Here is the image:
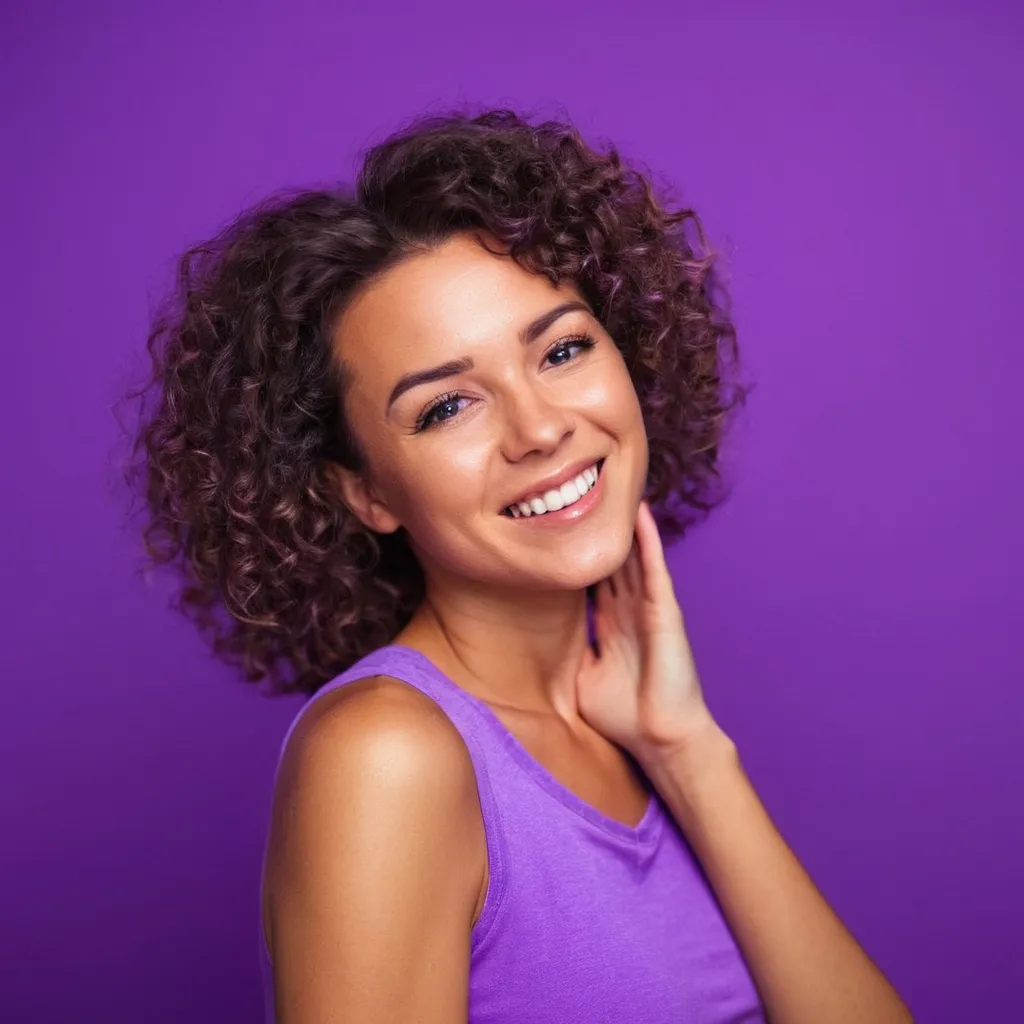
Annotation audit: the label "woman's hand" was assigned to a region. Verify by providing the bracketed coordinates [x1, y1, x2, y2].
[574, 501, 724, 769]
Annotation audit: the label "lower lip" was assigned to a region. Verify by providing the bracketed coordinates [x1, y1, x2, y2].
[506, 467, 606, 527]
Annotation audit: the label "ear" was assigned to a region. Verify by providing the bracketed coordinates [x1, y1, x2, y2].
[327, 463, 401, 535]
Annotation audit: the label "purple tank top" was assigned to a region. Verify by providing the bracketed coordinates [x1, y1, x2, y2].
[260, 644, 765, 1023]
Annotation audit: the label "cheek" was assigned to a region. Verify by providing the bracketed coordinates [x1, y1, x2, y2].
[374, 437, 496, 548]
[587, 363, 649, 494]
[386, 454, 498, 577]
[580, 357, 645, 435]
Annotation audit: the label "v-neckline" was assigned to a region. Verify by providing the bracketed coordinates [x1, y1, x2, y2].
[386, 645, 663, 845]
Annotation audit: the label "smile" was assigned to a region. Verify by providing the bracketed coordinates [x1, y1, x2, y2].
[502, 459, 605, 519]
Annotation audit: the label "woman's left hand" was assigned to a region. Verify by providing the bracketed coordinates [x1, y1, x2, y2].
[574, 501, 723, 769]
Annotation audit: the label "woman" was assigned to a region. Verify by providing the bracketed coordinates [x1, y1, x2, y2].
[131, 109, 913, 1022]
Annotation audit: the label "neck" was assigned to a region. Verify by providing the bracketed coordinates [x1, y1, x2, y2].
[396, 572, 591, 718]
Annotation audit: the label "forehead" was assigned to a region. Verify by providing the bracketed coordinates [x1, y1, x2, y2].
[332, 233, 584, 389]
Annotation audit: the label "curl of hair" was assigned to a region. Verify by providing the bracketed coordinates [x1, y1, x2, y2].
[125, 108, 750, 695]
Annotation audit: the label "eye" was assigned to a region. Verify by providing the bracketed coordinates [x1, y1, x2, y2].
[415, 392, 470, 431]
[544, 333, 596, 367]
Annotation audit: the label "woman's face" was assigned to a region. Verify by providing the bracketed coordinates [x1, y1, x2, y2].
[332, 232, 649, 592]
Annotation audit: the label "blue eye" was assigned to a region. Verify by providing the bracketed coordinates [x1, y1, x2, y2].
[546, 333, 595, 366]
[416, 392, 467, 431]
[413, 334, 596, 432]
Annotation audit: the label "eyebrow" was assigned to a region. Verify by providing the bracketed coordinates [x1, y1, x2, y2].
[386, 299, 593, 410]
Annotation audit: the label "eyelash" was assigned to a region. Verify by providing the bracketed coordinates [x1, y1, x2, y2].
[413, 332, 597, 432]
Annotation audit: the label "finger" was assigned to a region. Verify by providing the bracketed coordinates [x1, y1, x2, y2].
[592, 603, 634, 659]
[610, 543, 641, 598]
[613, 552, 632, 598]
[593, 576, 616, 616]
[590, 602, 611, 657]
[623, 542, 642, 596]
[593, 576, 634, 639]
[609, 563, 628, 599]
[577, 642, 598, 673]
[575, 644, 599, 697]
[634, 501, 674, 604]
[612, 560, 634, 599]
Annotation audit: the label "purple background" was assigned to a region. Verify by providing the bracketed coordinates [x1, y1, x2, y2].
[3, 1, 1022, 1020]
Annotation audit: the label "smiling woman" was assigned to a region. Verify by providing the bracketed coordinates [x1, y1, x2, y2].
[128, 108, 743, 694]
[326, 231, 650, 594]
[126, 108, 912, 1024]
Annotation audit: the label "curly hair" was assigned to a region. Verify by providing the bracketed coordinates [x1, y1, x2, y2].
[125, 107, 749, 695]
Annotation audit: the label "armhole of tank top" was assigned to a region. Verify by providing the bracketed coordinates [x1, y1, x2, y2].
[266, 665, 511, 958]
[449, 698, 511, 956]
[378, 670, 512, 956]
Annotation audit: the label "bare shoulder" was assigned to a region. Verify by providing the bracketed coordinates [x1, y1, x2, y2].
[282, 673, 476, 777]
[267, 672, 485, 883]
[263, 675, 486, 1023]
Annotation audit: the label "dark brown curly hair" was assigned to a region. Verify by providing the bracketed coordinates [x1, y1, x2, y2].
[125, 108, 750, 695]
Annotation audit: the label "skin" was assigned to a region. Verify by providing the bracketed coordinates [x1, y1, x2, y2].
[262, 232, 914, 1023]
[336, 232, 648, 613]
[335, 229, 656, 828]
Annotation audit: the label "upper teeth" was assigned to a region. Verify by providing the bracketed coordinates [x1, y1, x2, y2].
[508, 463, 600, 517]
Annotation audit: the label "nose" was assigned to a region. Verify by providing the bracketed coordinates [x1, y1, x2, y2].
[499, 378, 575, 462]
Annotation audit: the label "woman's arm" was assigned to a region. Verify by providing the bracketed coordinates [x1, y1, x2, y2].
[642, 723, 914, 1024]
[576, 502, 914, 1024]
[263, 677, 486, 1024]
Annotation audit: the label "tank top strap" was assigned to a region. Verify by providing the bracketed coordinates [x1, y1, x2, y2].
[274, 643, 510, 954]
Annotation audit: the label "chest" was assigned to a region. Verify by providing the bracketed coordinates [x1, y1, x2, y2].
[486, 704, 652, 829]
[468, 820, 764, 1024]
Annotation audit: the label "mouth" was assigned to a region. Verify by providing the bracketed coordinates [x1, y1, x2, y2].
[501, 459, 605, 519]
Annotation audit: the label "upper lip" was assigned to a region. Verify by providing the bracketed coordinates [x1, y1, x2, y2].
[501, 458, 602, 510]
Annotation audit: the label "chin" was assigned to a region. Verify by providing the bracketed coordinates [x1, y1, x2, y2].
[524, 529, 636, 592]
